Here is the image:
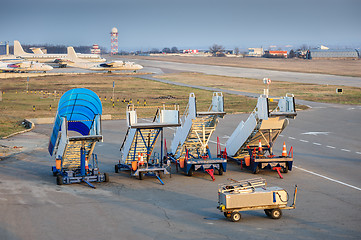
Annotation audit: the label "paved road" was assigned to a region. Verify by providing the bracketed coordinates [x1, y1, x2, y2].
[132, 59, 361, 88]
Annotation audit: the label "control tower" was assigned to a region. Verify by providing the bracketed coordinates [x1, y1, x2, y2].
[110, 27, 118, 55]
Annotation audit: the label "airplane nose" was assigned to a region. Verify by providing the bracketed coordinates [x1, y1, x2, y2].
[136, 64, 143, 70]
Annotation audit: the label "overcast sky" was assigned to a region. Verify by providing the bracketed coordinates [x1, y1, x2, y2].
[1, 0, 360, 51]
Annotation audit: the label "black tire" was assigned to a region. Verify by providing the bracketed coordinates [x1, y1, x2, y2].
[252, 164, 260, 174]
[104, 173, 109, 182]
[218, 164, 224, 175]
[56, 175, 63, 185]
[264, 209, 271, 217]
[223, 212, 231, 219]
[139, 172, 144, 180]
[187, 167, 194, 176]
[282, 163, 289, 173]
[53, 171, 58, 177]
[115, 164, 119, 173]
[270, 209, 282, 219]
[230, 212, 241, 222]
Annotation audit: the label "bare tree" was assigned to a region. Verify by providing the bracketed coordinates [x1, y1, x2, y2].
[234, 47, 240, 55]
[209, 44, 225, 57]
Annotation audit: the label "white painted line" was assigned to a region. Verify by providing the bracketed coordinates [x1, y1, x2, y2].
[341, 149, 351, 152]
[313, 142, 322, 146]
[294, 166, 361, 191]
[326, 145, 336, 149]
[279, 135, 284, 137]
[356, 152, 361, 155]
[288, 137, 296, 140]
[299, 139, 309, 143]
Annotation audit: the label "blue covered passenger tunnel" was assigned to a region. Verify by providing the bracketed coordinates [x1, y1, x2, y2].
[48, 88, 108, 187]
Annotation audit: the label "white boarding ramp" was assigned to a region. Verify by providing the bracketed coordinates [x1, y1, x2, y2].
[120, 105, 180, 165]
[226, 94, 296, 157]
[170, 92, 225, 158]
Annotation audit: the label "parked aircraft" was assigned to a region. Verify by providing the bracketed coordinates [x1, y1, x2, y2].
[0, 61, 53, 73]
[13, 40, 106, 64]
[65, 47, 143, 72]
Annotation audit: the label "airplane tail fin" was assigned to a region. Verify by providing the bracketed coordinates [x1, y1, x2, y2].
[14, 40, 28, 56]
[67, 47, 81, 62]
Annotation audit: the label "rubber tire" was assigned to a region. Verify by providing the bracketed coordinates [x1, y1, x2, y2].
[252, 164, 260, 174]
[139, 172, 144, 180]
[230, 212, 241, 222]
[115, 164, 119, 173]
[282, 163, 289, 173]
[218, 165, 224, 175]
[53, 171, 58, 177]
[56, 175, 63, 185]
[224, 212, 231, 219]
[104, 173, 109, 182]
[187, 167, 194, 177]
[264, 209, 271, 217]
[270, 209, 282, 219]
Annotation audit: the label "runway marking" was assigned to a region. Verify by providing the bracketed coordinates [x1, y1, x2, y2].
[294, 166, 361, 191]
[279, 135, 284, 137]
[341, 149, 351, 152]
[288, 137, 296, 140]
[301, 132, 330, 136]
[299, 139, 309, 143]
[356, 152, 361, 155]
[326, 145, 336, 149]
[313, 142, 322, 146]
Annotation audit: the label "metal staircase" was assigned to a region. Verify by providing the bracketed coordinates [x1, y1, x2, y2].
[226, 94, 296, 157]
[117, 104, 180, 183]
[171, 92, 225, 159]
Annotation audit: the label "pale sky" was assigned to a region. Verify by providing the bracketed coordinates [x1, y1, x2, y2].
[1, 0, 360, 51]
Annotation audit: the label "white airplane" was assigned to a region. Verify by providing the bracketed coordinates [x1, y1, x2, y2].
[65, 47, 143, 73]
[13, 40, 106, 64]
[30, 47, 45, 54]
[0, 61, 53, 73]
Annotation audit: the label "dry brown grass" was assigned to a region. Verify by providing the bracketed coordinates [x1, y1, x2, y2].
[0, 73, 257, 137]
[123, 55, 361, 77]
[156, 72, 361, 105]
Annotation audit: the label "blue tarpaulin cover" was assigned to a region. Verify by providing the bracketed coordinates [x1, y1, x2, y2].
[48, 88, 102, 155]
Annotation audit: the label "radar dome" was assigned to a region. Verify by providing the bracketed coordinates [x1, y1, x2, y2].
[111, 27, 118, 33]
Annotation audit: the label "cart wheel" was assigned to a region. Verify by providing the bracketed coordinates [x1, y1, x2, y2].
[139, 172, 144, 180]
[218, 165, 224, 175]
[230, 212, 241, 222]
[56, 175, 63, 185]
[53, 171, 58, 177]
[223, 212, 231, 219]
[270, 209, 282, 219]
[282, 163, 289, 173]
[115, 164, 119, 173]
[252, 165, 260, 174]
[187, 167, 194, 176]
[264, 209, 271, 217]
[104, 173, 109, 182]
[158, 171, 164, 179]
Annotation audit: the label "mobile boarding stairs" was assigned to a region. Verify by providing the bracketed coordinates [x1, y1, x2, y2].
[48, 88, 108, 188]
[115, 104, 180, 184]
[167, 92, 226, 181]
[225, 93, 297, 177]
